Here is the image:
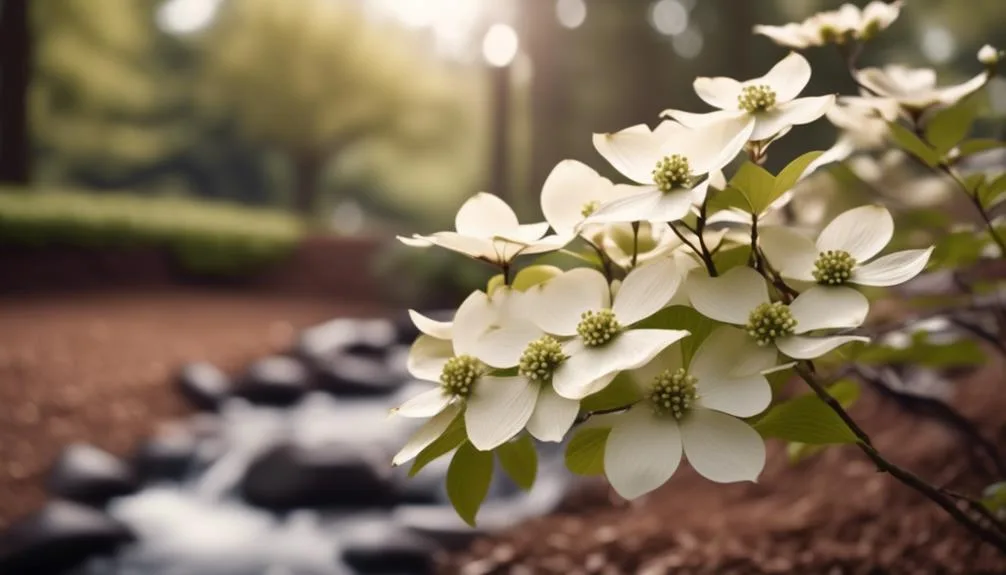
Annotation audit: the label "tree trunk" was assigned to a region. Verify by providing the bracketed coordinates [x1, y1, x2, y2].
[292, 152, 322, 216]
[0, 0, 32, 185]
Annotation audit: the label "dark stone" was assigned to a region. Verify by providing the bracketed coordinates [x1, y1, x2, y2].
[339, 517, 437, 574]
[0, 500, 135, 574]
[315, 354, 405, 397]
[240, 443, 397, 511]
[296, 319, 362, 363]
[176, 361, 231, 411]
[46, 444, 139, 507]
[234, 356, 310, 407]
[132, 428, 199, 482]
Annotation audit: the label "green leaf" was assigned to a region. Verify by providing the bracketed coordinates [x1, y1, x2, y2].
[711, 244, 753, 274]
[409, 414, 466, 477]
[729, 162, 777, 214]
[705, 185, 752, 215]
[486, 274, 505, 297]
[446, 442, 494, 526]
[978, 173, 1006, 209]
[495, 435, 538, 490]
[956, 138, 1006, 158]
[565, 427, 610, 476]
[753, 380, 861, 445]
[854, 333, 985, 369]
[512, 265, 563, 291]
[774, 151, 825, 195]
[580, 372, 640, 412]
[635, 305, 715, 365]
[888, 122, 940, 167]
[983, 482, 1006, 512]
[930, 230, 988, 268]
[924, 100, 976, 154]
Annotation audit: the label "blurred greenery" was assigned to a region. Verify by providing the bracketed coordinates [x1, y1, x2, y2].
[0, 189, 305, 275]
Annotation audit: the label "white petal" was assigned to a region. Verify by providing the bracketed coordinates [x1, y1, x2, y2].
[592, 125, 664, 184]
[553, 329, 689, 399]
[757, 226, 817, 282]
[426, 232, 496, 261]
[454, 192, 519, 237]
[524, 268, 610, 336]
[585, 188, 666, 225]
[409, 309, 452, 340]
[687, 266, 770, 325]
[465, 376, 539, 451]
[393, 387, 452, 418]
[680, 408, 765, 483]
[753, 23, 818, 49]
[696, 373, 772, 418]
[690, 326, 777, 379]
[612, 258, 682, 325]
[694, 76, 743, 109]
[661, 108, 740, 129]
[474, 321, 543, 369]
[681, 114, 756, 175]
[451, 290, 497, 357]
[776, 334, 870, 359]
[398, 234, 434, 247]
[789, 286, 869, 333]
[750, 95, 835, 141]
[756, 52, 812, 103]
[540, 160, 614, 237]
[526, 385, 580, 442]
[852, 247, 933, 287]
[934, 72, 988, 107]
[498, 222, 550, 244]
[392, 403, 461, 465]
[816, 205, 893, 261]
[604, 406, 682, 499]
[407, 335, 453, 381]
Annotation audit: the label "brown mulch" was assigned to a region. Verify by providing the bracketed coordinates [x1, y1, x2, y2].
[443, 359, 1006, 575]
[0, 289, 382, 527]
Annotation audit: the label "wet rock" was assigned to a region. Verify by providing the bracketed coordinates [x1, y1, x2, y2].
[339, 516, 437, 574]
[132, 428, 200, 483]
[240, 443, 396, 511]
[176, 361, 231, 411]
[0, 500, 134, 574]
[315, 354, 404, 397]
[46, 444, 139, 507]
[234, 356, 310, 407]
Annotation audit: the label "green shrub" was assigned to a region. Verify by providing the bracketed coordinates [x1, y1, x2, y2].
[0, 188, 306, 275]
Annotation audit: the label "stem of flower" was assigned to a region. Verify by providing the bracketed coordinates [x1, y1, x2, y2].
[940, 163, 1006, 256]
[668, 222, 717, 277]
[630, 221, 640, 269]
[695, 197, 717, 276]
[794, 362, 1006, 554]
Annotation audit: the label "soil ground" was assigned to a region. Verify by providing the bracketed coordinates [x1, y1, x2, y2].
[0, 289, 382, 526]
[1, 290, 1005, 573]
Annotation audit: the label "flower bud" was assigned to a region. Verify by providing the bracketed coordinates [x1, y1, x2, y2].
[978, 44, 1001, 66]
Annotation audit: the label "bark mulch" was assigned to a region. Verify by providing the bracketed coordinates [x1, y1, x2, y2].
[442, 359, 1006, 575]
[0, 289, 382, 527]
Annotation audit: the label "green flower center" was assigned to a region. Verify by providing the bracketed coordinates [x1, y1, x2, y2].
[812, 250, 857, 285]
[576, 309, 622, 348]
[581, 200, 600, 218]
[439, 354, 483, 398]
[652, 154, 692, 193]
[518, 335, 566, 382]
[745, 302, 797, 346]
[738, 84, 777, 113]
[648, 368, 699, 420]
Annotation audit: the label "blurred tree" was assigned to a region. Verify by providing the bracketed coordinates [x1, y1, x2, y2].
[198, 0, 476, 218]
[30, 0, 196, 188]
[0, 0, 32, 184]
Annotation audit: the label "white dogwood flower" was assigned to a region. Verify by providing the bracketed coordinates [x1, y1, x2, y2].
[398, 192, 567, 266]
[688, 266, 869, 359]
[758, 205, 933, 292]
[663, 52, 835, 142]
[539, 159, 636, 240]
[754, 1, 901, 48]
[587, 118, 753, 224]
[393, 289, 545, 457]
[603, 326, 776, 498]
[524, 259, 690, 399]
[855, 65, 989, 112]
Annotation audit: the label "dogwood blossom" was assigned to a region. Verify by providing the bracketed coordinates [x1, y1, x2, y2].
[688, 266, 869, 359]
[586, 118, 753, 224]
[855, 65, 989, 112]
[539, 160, 635, 240]
[663, 52, 835, 142]
[398, 192, 566, 266]
[759, 205, 933, 294]
[754, 1, 902, 48]
[603, 327, 774, 498]
[524, 259, 690, 399]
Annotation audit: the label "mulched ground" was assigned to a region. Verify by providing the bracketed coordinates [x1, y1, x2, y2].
[443, 357, 1006, 574]
[1, 289, 1005, 573]
[0, 289, 382, 527]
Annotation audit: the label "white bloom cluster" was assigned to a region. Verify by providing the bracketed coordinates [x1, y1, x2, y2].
[389, 2, 965, 508]
[754, 1, 901, 49]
